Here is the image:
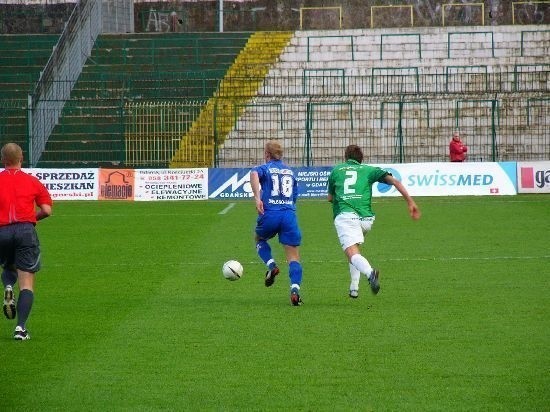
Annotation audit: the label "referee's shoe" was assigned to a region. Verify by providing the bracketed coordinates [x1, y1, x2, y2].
[14, 326, 30, 341]
[3, 285, 16, 320]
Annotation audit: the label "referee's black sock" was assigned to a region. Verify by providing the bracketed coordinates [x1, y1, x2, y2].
[1, 268, 17, 287]
[17, 289, 34, 329]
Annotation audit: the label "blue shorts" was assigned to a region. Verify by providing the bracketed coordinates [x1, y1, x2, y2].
[255, 210, 302, 247]
[0, 223, 42, 273]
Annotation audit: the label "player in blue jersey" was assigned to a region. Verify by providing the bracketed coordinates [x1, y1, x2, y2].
[250, 140, 303, 306]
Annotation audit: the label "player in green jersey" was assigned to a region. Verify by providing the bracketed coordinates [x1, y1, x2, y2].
[327, 145, 421, 298]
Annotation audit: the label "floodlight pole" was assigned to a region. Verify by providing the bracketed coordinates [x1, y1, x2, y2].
[219, 0, 224, 32]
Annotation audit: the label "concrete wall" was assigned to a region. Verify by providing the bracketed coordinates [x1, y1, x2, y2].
[1, 1, 549, 34]
[135, 1, 550, 32]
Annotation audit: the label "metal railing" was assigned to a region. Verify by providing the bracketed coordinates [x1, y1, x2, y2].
[512, 1, 550, 25]
[371, 4, 414, 28]
[27, 0, 101, 166]
[447, 31, 494, 58]
[380, 33, 421, 60]
[218, 93, 549, 167]
[442, 3, 485, 27]
[3, 69, 548, 168]
[300, 6, 343, 30]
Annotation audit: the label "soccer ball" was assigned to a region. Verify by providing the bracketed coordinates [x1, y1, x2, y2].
[222, 260, 243, 281]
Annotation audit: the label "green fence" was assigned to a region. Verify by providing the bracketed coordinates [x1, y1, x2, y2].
[1, 70, 548, 168]
[216, 94, 548, 167]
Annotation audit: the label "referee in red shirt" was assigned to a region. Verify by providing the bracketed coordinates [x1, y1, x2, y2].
[0, 143, 52, 340]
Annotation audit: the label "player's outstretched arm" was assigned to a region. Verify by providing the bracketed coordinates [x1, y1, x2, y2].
[383, 175, 421, 220]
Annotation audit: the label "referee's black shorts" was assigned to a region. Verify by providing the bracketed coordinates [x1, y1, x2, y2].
[0, 223, 41, 273]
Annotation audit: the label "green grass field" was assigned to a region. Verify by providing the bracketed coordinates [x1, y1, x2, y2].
[1, 195, 549, 411]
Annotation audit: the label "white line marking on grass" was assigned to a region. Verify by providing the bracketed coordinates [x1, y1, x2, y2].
[378, 255, 550, 262]
[219, 203, 236, 215]
[46, 255, 550, 269]
[55, 213, 208, 218]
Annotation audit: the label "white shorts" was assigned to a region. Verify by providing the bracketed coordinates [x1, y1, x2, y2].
[334, 212, 375, 251]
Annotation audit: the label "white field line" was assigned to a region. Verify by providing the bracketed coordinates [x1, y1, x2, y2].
[54, 213, 208, 217]
[46, 254, 550, 268]
[372, 255, 550, 262]
[218, 203, 236, 215]
[52, 196, 548, 218]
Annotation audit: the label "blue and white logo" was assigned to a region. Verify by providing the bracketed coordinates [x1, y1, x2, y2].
[377, 167, 401, 194]
[209, 169, 252, 199]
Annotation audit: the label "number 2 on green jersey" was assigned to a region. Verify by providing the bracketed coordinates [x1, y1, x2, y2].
[344, 170, 357, 194]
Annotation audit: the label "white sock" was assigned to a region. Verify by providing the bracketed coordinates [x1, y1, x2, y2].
[350, 254, 373, 278]
[349, 263, 360, 291]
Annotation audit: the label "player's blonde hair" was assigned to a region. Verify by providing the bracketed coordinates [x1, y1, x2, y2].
[1, 143, 23, 166]
[265, 140, 283, 160]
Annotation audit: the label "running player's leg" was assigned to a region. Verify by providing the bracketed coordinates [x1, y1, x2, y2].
[255, 213, 279, 286]
[280, 212, 303, 305]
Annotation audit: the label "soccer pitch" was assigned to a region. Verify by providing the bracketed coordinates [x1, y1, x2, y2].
[1, 195, 548, 411]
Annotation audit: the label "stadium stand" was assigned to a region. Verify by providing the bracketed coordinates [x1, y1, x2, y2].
[0, 23, 548, 168]
[170, 31, 293, 168]
[0, 34, 59, 155]
[35, 32, 252, 167]
[218, 25, 550, 166]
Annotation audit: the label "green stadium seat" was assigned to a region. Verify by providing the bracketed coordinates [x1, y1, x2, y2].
[36, 32, 251, 167]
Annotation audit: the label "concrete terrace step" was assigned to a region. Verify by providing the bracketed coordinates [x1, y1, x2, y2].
[287, 25, 550, 62]
[273, 56, 549, 70]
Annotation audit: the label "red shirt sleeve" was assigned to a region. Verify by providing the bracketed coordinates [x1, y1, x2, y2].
[33, 176, 53, 207]
[0, 169, 52, 225]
